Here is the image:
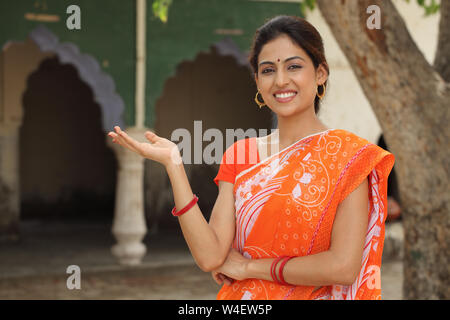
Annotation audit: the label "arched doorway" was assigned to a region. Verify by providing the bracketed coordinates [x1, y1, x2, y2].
[19, 57, 117, 221]
[0, 27, 124, 242]
[145, 46, 273, 232]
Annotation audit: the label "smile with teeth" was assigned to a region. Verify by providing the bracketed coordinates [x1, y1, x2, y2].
[274, 91, 297, 102]
[275, 92, 296, 98]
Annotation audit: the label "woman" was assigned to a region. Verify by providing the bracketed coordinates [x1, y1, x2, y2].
[108, 16, 394, 300]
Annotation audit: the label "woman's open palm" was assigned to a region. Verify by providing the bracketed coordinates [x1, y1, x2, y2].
[108, 126, 180, 167]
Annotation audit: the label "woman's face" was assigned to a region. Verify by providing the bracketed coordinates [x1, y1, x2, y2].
[255, 34, 327, 117]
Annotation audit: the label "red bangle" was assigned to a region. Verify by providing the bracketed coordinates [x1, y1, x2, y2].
[171, 195, 199, 217]
[270, 256, 286, 283]
[278, 256, 295, 286]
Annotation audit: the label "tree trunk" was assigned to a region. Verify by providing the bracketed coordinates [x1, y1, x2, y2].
[434, 0, 450, 82]
[316, 0, 449, 299]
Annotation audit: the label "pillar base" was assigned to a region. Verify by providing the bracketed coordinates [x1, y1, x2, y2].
[111, 240, 147, 266]
[107, 126, 149, 266]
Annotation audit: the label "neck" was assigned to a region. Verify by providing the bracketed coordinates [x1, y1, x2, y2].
[275, 106, 329, 150]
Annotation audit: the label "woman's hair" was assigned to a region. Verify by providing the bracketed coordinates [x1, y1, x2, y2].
[249, 15, 329, 114]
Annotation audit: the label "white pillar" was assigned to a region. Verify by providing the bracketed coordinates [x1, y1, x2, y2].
[108, 127, 148, 265]
[108, 0, 149, 265]
[135, 0, 147, 129]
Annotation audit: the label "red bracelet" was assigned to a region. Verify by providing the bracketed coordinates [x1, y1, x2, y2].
[171, 194, 199, 217]
[270, 256, 286, 283]
[278, 256, 295, 286]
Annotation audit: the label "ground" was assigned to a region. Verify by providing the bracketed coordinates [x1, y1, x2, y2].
[0, 219, 403, 300]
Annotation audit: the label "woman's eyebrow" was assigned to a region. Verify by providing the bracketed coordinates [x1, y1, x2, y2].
[285, 56, 305, 62]
[259, 56, 306, 66]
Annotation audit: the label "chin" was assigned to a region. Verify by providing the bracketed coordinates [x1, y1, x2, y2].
[271, 104, 307, 118]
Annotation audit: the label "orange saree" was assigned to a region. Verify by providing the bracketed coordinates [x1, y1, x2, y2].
[214, 129, 395, 300]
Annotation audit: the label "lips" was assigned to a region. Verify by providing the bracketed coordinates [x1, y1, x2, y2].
[273, 90, 297, 103]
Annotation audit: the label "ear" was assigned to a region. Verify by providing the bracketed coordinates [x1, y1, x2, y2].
[316, 63, 329, 85]
[254, 73, 259, 88]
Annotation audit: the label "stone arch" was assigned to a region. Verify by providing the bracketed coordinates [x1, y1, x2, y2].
[26, 25, 125, 132]
[0, 25, 123, 240]
[211, 37, 250, 68]
[20, 57, 118, 220]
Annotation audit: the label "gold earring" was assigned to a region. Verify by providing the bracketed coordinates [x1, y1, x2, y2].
[255, 91, 266, 108]
[317, 84, 326, 100]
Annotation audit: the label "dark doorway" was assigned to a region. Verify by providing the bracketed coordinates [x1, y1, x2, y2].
[19, 57, 117, 221]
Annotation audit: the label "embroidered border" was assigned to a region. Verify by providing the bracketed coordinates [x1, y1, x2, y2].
[283, 143, 372, 300]
[307, 143, 371, 254]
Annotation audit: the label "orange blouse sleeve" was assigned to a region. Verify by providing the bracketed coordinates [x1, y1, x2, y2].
[214, 142, 237, 186]
[213, 138, 260, 187]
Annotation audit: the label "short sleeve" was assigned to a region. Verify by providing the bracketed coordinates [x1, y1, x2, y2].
[213, 143, 237, 186]
[213, 138, 260, 187]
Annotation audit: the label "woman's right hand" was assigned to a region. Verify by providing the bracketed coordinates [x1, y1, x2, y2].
[212, 271, 234, 286]
[108, 126, 182, 167]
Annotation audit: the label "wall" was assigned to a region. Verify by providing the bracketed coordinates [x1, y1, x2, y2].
[0, 0, 135, 126]
[0, 39, 53, 235]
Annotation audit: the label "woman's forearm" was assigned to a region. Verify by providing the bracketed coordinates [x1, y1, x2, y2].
[108, 127, 225, 270]
[165, 162, 223, 272]
[246, 251, 356, 286]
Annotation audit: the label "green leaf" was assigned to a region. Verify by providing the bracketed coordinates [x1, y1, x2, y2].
[299, 0, 316, 16]
[403, 0, 441, 16]
[152, 0, 172, 23]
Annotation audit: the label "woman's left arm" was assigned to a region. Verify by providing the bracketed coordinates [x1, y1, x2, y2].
[215, 178, 369, 286]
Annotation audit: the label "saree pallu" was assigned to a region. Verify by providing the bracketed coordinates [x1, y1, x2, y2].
[216, 129, 395, 300]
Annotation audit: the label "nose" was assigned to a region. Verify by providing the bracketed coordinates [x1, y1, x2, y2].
[275, 69, 289, 87]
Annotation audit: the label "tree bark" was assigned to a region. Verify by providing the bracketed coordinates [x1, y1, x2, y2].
[316, 0, 449, 299]
[434, 0, 450, 82]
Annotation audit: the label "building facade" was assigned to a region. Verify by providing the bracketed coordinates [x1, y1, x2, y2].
[0, 0, 440, 265]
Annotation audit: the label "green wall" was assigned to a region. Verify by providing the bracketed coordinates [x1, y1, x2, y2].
[0, 0, 135, 126]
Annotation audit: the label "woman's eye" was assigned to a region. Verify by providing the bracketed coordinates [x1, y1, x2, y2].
[261, 68, 274, 74]
[288, 64, 302, 70]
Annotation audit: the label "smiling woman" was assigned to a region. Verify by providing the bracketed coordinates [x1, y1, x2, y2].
[108, 15, 394, 301]
[212, 16, 394, 300]
[250, 16, 330, 116]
